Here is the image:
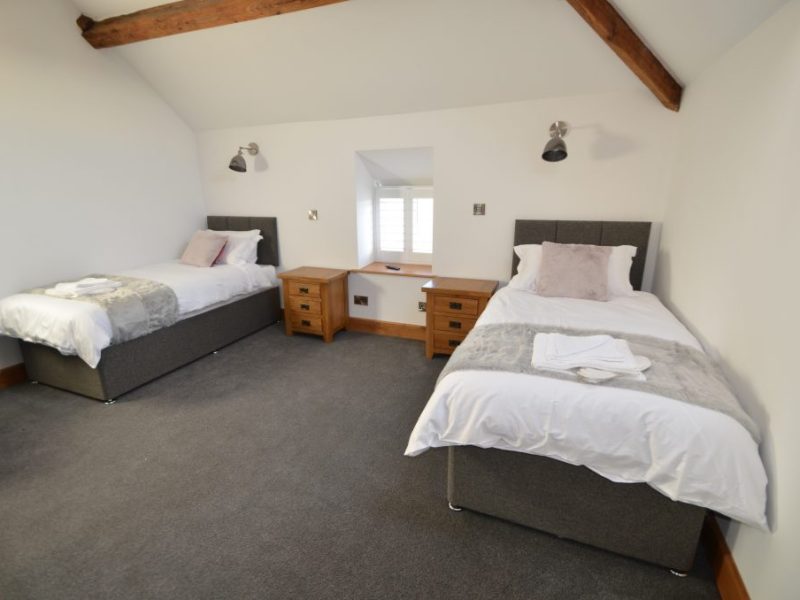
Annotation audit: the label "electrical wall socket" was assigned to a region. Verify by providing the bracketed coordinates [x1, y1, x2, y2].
[418, 301, 427, 312]
[354, 295, 368, 306]
[473, 203, 486, 216]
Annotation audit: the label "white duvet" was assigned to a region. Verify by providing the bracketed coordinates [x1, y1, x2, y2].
[405, 287, 768, 529]
[0, 261, 278, 368]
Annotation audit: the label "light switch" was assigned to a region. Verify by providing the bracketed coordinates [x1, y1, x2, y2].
[308, 209, 318, 221]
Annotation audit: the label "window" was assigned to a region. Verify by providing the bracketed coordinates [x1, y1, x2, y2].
[374, 187, 434, 263]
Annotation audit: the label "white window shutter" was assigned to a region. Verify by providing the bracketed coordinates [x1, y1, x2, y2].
[412, 197, 433, 254]
[378, 197, 405, 252]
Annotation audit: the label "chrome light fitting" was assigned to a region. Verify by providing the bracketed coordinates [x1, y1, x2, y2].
[542, 121, 568, 162]
[229, 142, 260, 173]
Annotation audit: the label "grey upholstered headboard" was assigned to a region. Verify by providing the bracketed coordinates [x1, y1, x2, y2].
[512, 220, 651, 291]
[207, 216, 280, 266]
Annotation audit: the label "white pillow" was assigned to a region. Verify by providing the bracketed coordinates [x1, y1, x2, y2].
[607, 245, 637, 297]
[508, 243, 637, 297]
[508, 244, 543, 291]
[209, 229, 262, 265]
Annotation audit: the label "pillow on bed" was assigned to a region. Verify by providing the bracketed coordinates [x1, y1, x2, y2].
[180, 231, 228, 267]
[509, 243, 637, 297]
[508, 244, 543, 291]
[607, 245, 638, 297]
[536, 242, 612, 301]
[209, 229, 262, 265]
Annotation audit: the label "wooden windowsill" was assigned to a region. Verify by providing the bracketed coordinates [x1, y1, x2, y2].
[353, 261, 434, 278]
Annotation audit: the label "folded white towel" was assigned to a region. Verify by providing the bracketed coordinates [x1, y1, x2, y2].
[532, 333, 650, 382]
[534, 333, 639, 369]
[54, 277, 113, 290]
[45, 279, 122, 298]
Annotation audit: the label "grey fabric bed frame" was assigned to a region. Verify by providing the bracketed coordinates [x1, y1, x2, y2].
[20, 216, 281, 402]
[447, 219, 706, 572]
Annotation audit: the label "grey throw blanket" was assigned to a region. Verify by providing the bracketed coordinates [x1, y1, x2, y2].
[439, 323, 760, 442]
[30, 275, 179, 344]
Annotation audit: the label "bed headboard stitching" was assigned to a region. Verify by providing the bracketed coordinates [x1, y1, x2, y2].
[206, 216, 280, 266]
[512, 220, 651, 291]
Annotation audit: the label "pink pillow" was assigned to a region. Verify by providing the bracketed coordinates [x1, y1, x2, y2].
[180, 231, 228, 267]
[536, 242, 612, 301]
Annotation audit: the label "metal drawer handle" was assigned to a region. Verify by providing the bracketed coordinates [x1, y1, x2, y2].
[448, 339, 461, 348]
[301, 319, 311, 327]
[299, 287, 309, 294]
[300, 303, 310, 310]
[449, 321, 462, 329]
[449, 302, 462, 310]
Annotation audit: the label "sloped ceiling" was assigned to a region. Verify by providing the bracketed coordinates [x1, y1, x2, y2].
[71, 0, 788, 131]
[612, 0, 788, 83]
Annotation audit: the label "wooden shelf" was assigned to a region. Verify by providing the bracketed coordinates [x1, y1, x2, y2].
[353, 261, 434, 278]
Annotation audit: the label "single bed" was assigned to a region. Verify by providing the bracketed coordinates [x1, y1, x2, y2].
[4, 216, 281, 402]
[405, 220, 767, 572]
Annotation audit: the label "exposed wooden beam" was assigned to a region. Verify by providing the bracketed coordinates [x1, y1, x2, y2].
[78, 0, 348, 49]
[566, 0, 682, 111]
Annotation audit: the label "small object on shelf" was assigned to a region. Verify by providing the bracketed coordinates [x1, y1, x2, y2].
[421, 277, 498, 358]
[385, 264, 401, 271]
[278, 267, 349, 343]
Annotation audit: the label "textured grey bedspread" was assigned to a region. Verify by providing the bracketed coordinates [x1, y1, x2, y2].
[439, 323, 760, 442]
[30, 275, 179, 344]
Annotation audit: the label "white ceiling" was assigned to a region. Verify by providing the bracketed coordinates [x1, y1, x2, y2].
[71, 0, 789, 131]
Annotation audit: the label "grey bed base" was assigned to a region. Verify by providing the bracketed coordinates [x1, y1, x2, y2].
[19, 216, 281, 402]
[448, 447, 706, 572]
[444, 220, 706, 572]
[21, 288, 280, 401]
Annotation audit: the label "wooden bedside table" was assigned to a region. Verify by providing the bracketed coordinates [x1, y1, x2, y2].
[278, 267, 349, 342]
[422, 277, 498, 358]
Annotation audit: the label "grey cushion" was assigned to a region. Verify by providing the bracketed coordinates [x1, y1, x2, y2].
[536, 242, 611, 301]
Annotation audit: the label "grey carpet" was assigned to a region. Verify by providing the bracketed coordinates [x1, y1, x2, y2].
[0, 326, 719, 600]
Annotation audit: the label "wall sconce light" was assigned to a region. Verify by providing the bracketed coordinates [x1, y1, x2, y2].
[229, 142, 260, 172]
[542, 122, 568, 162]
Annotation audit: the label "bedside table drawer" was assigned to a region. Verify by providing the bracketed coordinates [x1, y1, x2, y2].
[433, 296, 479, 316]
[433, 314, 477, 334]
[288, 296, 322, 315]
[289, 313, 323, 334]
[433, 331, 467, 353]
[287, 281, 321, 298]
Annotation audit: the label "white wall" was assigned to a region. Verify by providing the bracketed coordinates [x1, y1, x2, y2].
[655, 3, 800, 598]
[0, 0, 205, 368]
[348, 273, 427, 326]
[198, 90, 678, 321]
[354, 155, 375, 268]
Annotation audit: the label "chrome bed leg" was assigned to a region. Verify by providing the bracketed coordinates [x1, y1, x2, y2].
[669, 570, 688, 578]
[448, 502, 463, 512]
[103, 399, 116, 405]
